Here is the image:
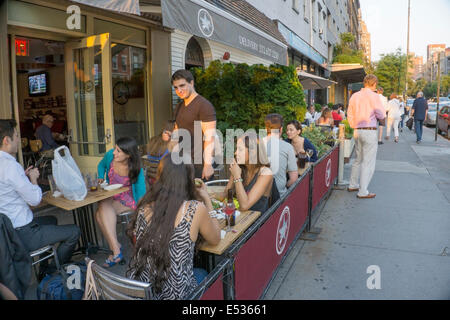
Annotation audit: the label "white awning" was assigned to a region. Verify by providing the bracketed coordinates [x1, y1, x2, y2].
[297, 70, 337, 90]
[70, 0, 140, 15]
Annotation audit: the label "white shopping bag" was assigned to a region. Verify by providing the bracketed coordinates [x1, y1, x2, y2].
[52, 146, 87, 201]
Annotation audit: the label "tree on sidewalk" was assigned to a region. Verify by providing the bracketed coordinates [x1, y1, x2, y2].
[374, 48, 412, 97]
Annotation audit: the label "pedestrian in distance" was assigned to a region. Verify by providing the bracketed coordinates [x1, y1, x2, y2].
[385, 93, 402, 143]
[411, 91, 428, 144]
[347, 75, 386, 199]
[377, 87, 389, 145]
[398, 96, 406, 132]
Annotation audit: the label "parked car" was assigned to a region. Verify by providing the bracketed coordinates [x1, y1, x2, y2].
[425, 103, 437, 126]
[437, 106, 450, 136]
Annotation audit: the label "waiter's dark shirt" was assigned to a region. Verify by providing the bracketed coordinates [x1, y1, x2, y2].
[175, 95, 216, 161]
[412, 97, 428, 121]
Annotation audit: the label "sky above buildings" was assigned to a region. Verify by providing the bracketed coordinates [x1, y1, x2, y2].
[360, 0, 450, 61]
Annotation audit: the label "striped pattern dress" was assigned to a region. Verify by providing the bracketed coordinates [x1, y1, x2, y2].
[128, 200, 198, 300]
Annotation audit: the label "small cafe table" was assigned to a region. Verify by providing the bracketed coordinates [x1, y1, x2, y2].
[43, 187, 129, 255]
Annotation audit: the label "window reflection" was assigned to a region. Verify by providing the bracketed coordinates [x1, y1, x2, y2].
[111, 44, 148, 148]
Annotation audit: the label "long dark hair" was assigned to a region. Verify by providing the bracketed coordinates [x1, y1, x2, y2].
[239, 134, 269, 185]
[126, 155, 198, 293]
[116, 137, 141, 185]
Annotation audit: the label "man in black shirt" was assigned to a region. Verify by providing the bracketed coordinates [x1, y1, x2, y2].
[171, 69, 216, 180]
[411, 91, 428, 144]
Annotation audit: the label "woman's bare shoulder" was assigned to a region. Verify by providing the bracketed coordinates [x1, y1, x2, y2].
[259, 166, 273, 176]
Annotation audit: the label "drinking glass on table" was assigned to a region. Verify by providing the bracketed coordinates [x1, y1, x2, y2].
[90, 172, 98, 191]
[297, 153, 307, 169]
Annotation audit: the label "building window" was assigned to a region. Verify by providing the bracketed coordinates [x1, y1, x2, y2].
[312, 0, 317, 31]
[303, 0, 311, 22]
[121, 55, 127, 72]
[112, 56, 118, 70]
[292, 0, 300, 13]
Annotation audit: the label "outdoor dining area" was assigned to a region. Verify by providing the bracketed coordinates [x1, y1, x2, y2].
[1, 121, 341, 300]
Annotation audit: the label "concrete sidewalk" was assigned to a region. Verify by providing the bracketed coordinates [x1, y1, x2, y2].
[263, 126, 450, 300]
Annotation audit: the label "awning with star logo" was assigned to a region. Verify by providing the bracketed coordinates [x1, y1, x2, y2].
[161, 0, 288, 65]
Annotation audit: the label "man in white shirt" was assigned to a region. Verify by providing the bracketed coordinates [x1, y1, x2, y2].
[377, 87, 389, 145]
[264, 114, 298, 196]
[0, 119, 79, 269]
[305, 105, 320, 126]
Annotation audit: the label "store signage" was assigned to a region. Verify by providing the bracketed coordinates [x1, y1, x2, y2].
[161, 0, 287, 65]
[278, 22, 327, 66]
[15, 39, 29, 56]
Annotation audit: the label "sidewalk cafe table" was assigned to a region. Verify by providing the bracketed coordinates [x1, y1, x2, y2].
[42, 187, 129, 255]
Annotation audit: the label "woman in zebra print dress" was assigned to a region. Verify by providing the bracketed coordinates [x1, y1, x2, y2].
[126, 155, 221, 299]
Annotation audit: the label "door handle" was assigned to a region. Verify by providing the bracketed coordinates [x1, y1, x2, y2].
[67, 129, 108, 145]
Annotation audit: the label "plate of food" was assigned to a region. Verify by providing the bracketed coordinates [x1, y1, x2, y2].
[103, 184, 123, 191]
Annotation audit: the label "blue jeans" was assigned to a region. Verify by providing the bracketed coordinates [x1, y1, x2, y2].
[414, 119, 424, 141]
[193, 268, 208, 284]
[399, 114, 406, 128]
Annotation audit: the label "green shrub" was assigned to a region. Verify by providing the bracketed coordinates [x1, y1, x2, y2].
[302, 125, 336, 157]
[341, 119, 354, 139]
[192, 61, 306, 132]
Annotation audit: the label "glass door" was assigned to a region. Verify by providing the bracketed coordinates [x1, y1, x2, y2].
[65, 33, 114, 173]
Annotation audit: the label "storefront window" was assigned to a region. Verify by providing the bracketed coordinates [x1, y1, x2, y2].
[73, 45, 106, 156]
[111, 44, 148, 147]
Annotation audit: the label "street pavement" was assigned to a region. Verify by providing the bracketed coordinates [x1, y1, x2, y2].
[263, 125, 450, 300]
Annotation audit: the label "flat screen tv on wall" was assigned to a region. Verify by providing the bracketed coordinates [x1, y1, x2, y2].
[28, 72, 49, 96]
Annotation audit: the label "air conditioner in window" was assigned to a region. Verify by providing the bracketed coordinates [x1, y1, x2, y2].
[319, 28, 324, 35]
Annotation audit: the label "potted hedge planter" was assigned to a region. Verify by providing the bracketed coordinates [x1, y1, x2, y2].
[342, 120, 355, 163]
[343, 137, 355, 162]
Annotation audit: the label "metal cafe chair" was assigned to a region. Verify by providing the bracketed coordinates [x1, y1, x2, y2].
[30, 244, 61, 279]
[84, 257, 153, 300]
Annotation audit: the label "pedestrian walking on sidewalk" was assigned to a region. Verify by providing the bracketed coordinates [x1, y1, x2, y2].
[398, 96, 406, 132]
[347, 75, 386, 199]
[411, 92, 428, 144]
[377, 87, 389, 145]
[385, 93, 402, 143]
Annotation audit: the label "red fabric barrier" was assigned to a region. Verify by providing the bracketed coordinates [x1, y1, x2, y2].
[200, 274, 224, 300]
[233, 174, 310, 300]
[311, 146, 339, 211]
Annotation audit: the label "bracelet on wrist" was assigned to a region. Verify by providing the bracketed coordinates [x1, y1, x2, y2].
[233, 178, 243, 184]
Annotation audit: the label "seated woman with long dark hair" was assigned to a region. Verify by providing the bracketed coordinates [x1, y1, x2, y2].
[218, 134, 274, 213]
[95, 137, 146, 268]
[285, 120, 318, 162]
[126, 155, 221, 299]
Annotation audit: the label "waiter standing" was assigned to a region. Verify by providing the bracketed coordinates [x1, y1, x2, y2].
[347, 75, 386, 199]
[171, 69, 216, 180]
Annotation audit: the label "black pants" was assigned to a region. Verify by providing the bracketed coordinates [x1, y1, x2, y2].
[15, 216, 80, 265]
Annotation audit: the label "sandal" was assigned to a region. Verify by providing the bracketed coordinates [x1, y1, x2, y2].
[103, 247, 124, 268]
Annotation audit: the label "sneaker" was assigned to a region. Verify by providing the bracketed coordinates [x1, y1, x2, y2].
[378, 141, 384, 145]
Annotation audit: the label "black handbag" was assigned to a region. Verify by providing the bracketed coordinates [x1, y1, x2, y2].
[406, 118, 413, 130]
